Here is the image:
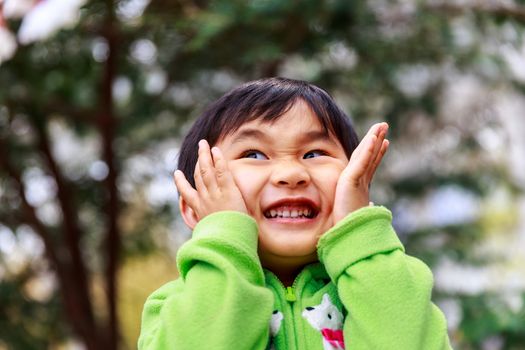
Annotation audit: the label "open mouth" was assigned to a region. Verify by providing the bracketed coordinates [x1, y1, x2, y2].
[263, 199, 319, 220]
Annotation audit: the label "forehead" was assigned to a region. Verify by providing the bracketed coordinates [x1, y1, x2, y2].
[219, 100, 336, 144]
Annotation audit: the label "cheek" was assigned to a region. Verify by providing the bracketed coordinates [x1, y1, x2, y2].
[229, 165, 267, 212]
[311, 165, 344, 198]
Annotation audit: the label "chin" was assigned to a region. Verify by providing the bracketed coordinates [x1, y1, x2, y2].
[259, 240, 318, 262]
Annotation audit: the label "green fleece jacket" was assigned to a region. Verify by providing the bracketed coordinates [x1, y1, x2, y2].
[138, 206, 452, 349]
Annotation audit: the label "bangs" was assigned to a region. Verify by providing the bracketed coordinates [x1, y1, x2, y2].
[177, 77, 358, 189]
[212, 80, 344, 145]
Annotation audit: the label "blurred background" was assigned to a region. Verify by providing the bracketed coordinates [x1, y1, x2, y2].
[1, 0, 524, 349]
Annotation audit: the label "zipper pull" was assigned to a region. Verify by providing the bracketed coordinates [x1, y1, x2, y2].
[285, 286, 296, 302]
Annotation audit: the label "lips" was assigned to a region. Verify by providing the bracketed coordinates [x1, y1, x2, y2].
[263, 198, 319, 220]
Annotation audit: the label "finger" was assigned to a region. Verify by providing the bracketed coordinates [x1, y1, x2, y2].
[349, 122, 387, 180]
[350, 122, 384, 162]
[364, 123, 388, 176]
[211, 146, 235, 189]
[194, 160, 207, 194]
[197, 140, 218, 192]
[367, 139, 389, 182]
[174, 170, 200, 210]
[345, 133, 377, 182]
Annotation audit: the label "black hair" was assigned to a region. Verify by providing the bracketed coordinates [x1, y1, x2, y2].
[177, 77, 359, 188]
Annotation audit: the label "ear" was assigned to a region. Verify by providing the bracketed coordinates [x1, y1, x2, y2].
[179, 196, 198, 229]
[322, 294, 332, 306]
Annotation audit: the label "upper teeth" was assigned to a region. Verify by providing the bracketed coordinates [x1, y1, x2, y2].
[266, 208, 312, 218]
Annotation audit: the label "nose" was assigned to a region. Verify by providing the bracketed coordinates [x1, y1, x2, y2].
[270, 160, 311, 188]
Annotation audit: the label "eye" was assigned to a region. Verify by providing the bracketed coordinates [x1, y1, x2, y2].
[303, 150, 327, 159]
[242, 150, 268, 160]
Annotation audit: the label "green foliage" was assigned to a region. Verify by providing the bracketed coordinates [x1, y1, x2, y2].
[0, 269, 64, 349]
[1, 0, 524, 348]
[460, 294, 525, 349]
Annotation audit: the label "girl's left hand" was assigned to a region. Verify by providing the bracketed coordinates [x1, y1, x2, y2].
[332, 122, 389, 224]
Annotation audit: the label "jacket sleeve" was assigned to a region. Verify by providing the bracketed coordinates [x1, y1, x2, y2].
[138, 211, 274, 350]
[317, 206, 452, 350]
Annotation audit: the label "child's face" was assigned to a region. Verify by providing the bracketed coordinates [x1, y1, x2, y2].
[215, 100, 348, 269]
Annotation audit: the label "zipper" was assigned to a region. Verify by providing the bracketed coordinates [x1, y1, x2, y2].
[285, 286, 296, 302]
[288, 275, 303, 349]
[269, 272, 301, 303]
[275, 271, 303, 349]
[266, 264, 325, 349]
[269, 271, 300, 349]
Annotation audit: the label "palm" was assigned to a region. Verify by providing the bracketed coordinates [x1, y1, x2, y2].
[332, 123, 389, 224]
[174, 140, 248, 222]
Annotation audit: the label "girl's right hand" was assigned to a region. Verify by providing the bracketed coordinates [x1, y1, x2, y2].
[174, 139, 248, 221]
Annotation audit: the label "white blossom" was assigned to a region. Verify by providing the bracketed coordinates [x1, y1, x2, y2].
[0, 26, 17, 64]
[3, 0, 35, 19]
[18, 0, 87, 44]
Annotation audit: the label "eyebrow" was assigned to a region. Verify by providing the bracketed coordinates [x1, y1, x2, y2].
[231, 127, 337, 145]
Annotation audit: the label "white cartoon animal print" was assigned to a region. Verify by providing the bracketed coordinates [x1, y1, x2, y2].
[268, 310, 283, 350]
[302, 294, 345, 350]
